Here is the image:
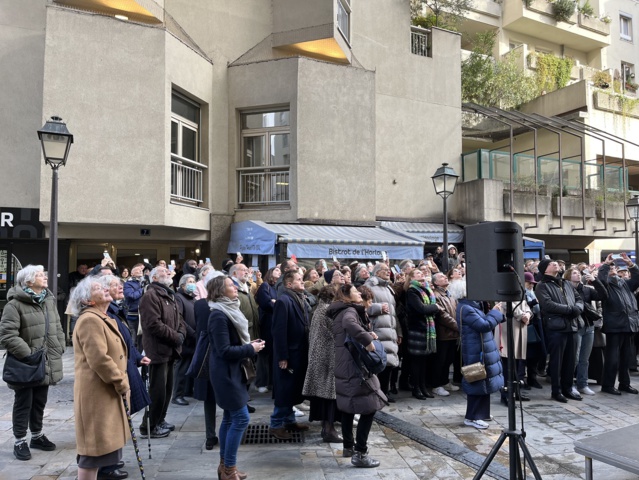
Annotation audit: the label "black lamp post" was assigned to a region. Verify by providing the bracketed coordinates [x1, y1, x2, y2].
[432, 162, 459, 272]
[38, 116, 73, 301]
[626, 194, 639, 262]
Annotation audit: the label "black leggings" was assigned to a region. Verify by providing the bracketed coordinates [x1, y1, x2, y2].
[341, 412, 375, 452]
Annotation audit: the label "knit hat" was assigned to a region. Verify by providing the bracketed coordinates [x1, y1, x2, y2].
[538, 259, 552, 276]
[221, 258, 234, 272]
[324, 269, 336, 284]
[524, 272, 537, 284]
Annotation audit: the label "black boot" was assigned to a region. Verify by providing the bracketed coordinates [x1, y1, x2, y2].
[412, 387, 426, 400]
[351, 449, 380, 468]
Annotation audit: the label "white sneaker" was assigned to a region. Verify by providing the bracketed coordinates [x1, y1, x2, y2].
[444, 382, 460, 392]
[293, 406, 305, 417]
[353, 414, 360, 426]
[257, 386, 268, 393]
[433, 386, 450, 397]
[464, 418, 489, 429]
[483, 415, 494, 422]
[296, 401, 311, 411]
[578, 386, 596, 396]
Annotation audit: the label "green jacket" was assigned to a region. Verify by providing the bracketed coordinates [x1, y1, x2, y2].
[0, 286, 66, 388]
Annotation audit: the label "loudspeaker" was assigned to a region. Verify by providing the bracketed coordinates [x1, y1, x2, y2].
[465, 221, 524, 302]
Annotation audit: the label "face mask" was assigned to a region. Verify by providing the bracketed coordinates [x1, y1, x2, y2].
[185, 283, 197, 294]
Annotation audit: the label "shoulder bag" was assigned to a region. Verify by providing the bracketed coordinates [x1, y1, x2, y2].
[459, 307, 487, 383]
[3, 312, 49, 387]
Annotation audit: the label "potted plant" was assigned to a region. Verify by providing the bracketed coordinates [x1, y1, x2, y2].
[551, 0, 577, 22]
[625, 81, 638, 93]
[578, 0, 594, 17]
[592, 70, 611, 89]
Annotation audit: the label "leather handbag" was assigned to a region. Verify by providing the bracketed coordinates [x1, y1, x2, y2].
[3, 311, 49, 387]
[459, 308, 487, 383]
[240, 357, 256, 385]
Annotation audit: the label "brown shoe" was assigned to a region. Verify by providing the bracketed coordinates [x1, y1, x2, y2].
[221, 466, 241, 480]
[284, 423, 309, 431]
[218, 460, 247, 480]
[269, 426, 292, 440]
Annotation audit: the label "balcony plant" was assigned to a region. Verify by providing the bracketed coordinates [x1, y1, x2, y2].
[591, 70, 611, 89]
[625, 82, 638, 93]
[600, 14, 611, 24]
[577, 0, 594, 17]
[530, 52, 574, 94]
[550, 0, 577, 22]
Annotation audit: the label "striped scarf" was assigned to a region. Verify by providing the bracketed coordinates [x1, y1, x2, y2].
[410, 280, 437, 354]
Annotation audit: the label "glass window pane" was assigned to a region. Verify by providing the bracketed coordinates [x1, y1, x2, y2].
[243, 136, 265, 168]
[270, 134, 290, 166]
[462, 152, 479, 181]
[492, 152, 511, 182]
[181, 126, 197, 161]
[171, 121, 178, 155]
[337, 0, 350, 39]
[172, 95, 199, 124]
[242, 111, 290, 129]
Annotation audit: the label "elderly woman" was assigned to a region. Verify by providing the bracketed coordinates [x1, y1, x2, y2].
[450, 279, 504, 430]
[254, 267, 280, 393]
[208, 276, 265, 480]
[302, 285, 342, 443]
[497, 299, 532, 404]
[194, 264, 213, 300]
[70, 275, 130, 480]
[172, 274, 198, 406]
[0, 265, 65, 461]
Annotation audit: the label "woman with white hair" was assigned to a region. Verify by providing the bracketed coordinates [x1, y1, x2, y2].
[449, 279, 504, 430]
[71, 275, 130, 480]
[0, 265, 65, 461]
[194, 264, 214, 300]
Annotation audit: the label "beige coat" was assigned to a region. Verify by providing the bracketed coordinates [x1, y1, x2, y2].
[497, 302, 530, 359]
[73, 307, 130, 457]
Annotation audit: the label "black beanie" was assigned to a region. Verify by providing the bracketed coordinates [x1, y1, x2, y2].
[324, 269, 335, 284]
[538, 259, 551, 276]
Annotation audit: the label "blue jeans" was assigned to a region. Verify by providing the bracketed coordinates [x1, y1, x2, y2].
[575, 325, 594, 389]
[270, 405, 295, 428]
[219, 406, 249, 468]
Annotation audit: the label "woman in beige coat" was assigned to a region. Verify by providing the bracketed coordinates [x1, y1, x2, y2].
[70, 275, 130, 480]
[498, 301, 531, 404]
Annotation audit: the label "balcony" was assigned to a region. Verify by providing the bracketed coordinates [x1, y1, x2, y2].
[502, 0, 610, 52]
[411, 26, 431, 57]
[238, 167, 290, 207]
[170, 157, 206, 206]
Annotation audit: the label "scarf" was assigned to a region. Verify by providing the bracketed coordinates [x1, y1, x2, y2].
[409, 280, 437, 354]
[24, 287, 48, 305]
[209, 297, 251, 345]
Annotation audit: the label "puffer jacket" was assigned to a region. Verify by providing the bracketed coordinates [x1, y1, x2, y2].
[364, 276, 402, 367]
[597, 263, 639, 333]
[433, 286, 459, 341]
[456, 299, 504, 396]
[0, 286, 65, 389]
[536, 275, 584, 333]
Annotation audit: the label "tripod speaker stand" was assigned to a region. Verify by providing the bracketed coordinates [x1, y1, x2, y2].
[465, 221, 542, 479]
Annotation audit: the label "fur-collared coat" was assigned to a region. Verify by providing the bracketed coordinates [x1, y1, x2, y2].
[73, 307, 130, 457]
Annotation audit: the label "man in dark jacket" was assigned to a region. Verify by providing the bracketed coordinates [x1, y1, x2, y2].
[230, 264, 259, 339]
[139, 266, 186, 438]
[536, 258, 584, 403]
[597, 253, 639, 395]
[269, 271, 310, 440]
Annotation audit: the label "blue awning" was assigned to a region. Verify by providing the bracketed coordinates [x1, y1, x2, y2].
[228, 221, 424, 260]
[380, 221, 465, 244]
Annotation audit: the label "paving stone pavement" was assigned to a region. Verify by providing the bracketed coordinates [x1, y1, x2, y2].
[2, 349, 639, 479]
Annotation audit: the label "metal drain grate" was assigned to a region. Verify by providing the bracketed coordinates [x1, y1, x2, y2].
[241, 423, 305, 444]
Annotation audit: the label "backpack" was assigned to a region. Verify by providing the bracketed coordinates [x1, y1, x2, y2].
[344, 334, 387, 375]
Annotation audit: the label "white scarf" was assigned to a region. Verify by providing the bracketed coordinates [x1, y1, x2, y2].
[208, 297, 251, 345]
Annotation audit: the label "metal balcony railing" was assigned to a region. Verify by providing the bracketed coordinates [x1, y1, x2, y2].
[170, 156, 206, 205]
[238, 167, 290, 206]
[411, 26, 431, 58]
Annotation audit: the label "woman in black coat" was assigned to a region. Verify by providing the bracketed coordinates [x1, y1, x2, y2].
[254, 267, 280, 392]
[327, 284, 386, 469]
[172, 275, 197, 405]
[208, 276, 264, 480]
[404, 269, 440, 400]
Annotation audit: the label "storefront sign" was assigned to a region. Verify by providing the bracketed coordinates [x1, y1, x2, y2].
[0, 208, 45, 239]
[286, 243, 423, 260]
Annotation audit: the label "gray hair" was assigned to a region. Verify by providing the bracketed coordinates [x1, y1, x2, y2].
[199, 265, 212, 280]
[204, 269, 225, 287]
[16, 265, 44, 288]
[448, 279, 467, 301]
[179, 274, 196, 288]
[371, 263, 386, 277]
[68, 275, 116, 316]
[149, 267, 164, 281]
[228, 264, 244, 277]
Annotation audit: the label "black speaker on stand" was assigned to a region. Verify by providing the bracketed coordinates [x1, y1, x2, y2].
[465, 221, 542, 480]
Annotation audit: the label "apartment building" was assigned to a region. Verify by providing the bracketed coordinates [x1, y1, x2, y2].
[0, 0, 461, 304]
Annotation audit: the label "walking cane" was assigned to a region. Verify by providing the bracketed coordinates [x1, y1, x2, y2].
[142, 365, 152, 459]
[122, 395, 146, 480]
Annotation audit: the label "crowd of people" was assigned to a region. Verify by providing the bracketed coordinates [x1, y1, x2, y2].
[2, 245, 639, 479]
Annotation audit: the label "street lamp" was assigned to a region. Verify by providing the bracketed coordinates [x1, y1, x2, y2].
[38, 116, 73, 303]
[626, 194, 639, 262]
[432, 162, 459, 272]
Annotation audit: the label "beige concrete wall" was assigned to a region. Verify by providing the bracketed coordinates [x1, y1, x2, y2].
[272, 0, 333, 34]
[0, 0, 46, 209]
[41, 7, 167, 226]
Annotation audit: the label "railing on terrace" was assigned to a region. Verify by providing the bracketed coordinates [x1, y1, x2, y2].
[411, 26, 431, 58]
[170, 156, 206, 205]
[238, 167, 290, 206]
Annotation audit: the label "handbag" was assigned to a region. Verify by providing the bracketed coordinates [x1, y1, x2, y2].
[240, 357, 256, 385]
[582, 302, 602, 325]
[459, 308, 487, 383]
[186, 330, 211, 380]
[3, 312, 49, 387]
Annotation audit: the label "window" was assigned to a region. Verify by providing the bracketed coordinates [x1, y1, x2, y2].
[238, 110, 290, 207]
[337, 0, 350, 43]
[170, 92, 206, 205]
[620, 13, 633, 42]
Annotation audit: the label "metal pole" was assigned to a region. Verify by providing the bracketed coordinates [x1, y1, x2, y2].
[635, 219, 638, 263]
[48, 165, 59, 300]
[442, 195, 449, 273]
